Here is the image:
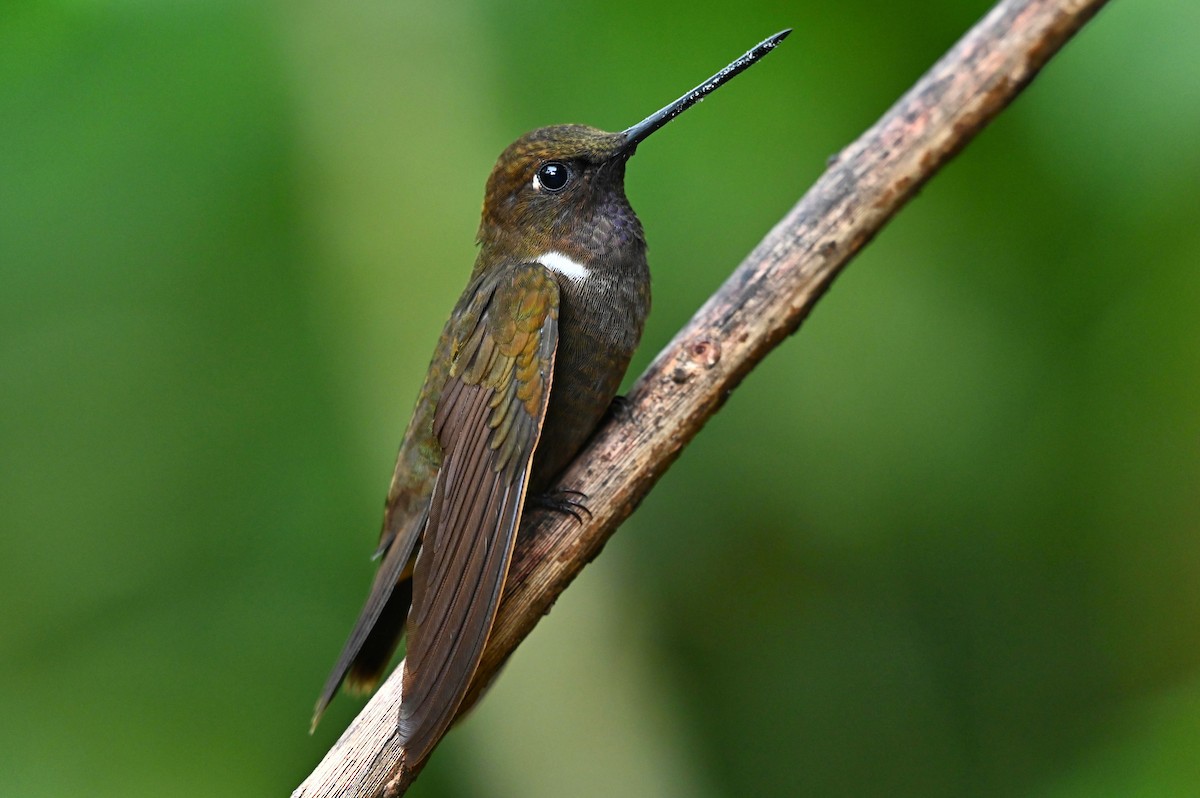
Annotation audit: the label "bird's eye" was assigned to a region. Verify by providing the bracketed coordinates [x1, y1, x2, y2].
[534, 161, 570, 193]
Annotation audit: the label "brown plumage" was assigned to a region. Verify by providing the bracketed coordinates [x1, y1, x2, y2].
[313, 30, 791, 772]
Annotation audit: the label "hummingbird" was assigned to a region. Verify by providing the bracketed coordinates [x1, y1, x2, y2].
[313, 30, 791, 766]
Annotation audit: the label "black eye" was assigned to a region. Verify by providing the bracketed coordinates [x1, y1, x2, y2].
[536, 161, 570, 192]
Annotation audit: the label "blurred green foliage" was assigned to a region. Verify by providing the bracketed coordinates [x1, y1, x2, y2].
[3, 1, 1199, 796]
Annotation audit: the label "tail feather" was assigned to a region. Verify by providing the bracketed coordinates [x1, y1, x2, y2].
[311, 519, 421, 732]
[345, 575, 413, 694]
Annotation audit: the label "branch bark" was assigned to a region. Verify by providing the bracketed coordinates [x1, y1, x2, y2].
[295, 0, 1110, 794]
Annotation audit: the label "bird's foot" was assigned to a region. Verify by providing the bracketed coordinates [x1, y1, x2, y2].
[604, 394, 635, 425]
[529, 488, 592, 524]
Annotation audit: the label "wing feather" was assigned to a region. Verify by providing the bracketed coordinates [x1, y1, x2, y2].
[312, 271, 503, 731]
[398, 264, 559, 766]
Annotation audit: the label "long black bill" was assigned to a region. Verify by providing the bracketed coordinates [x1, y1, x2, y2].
[621, 29, 791, 152]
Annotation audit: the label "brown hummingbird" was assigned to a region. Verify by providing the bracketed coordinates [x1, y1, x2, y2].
[313, 30, 791, 766]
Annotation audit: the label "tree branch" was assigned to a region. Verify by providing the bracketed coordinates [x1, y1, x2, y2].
[294, 0, 1110, 794]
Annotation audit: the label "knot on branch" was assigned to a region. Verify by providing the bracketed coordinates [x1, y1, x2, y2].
[670, 336, 722, 384]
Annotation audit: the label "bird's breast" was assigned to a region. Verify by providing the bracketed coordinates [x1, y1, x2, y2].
[527, 251, 650, 491]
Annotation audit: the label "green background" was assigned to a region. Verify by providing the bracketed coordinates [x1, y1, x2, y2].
[3, 1, 1199, 796]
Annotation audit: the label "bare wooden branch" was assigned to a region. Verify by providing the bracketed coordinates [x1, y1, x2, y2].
[294, 0, 1110, 794]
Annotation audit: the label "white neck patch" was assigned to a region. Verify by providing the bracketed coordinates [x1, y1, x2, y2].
[538, 250, 590, 282]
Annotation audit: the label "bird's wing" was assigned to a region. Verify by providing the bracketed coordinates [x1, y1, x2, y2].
[399, 262, 559, 765]
[311, 297, 463, 729]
